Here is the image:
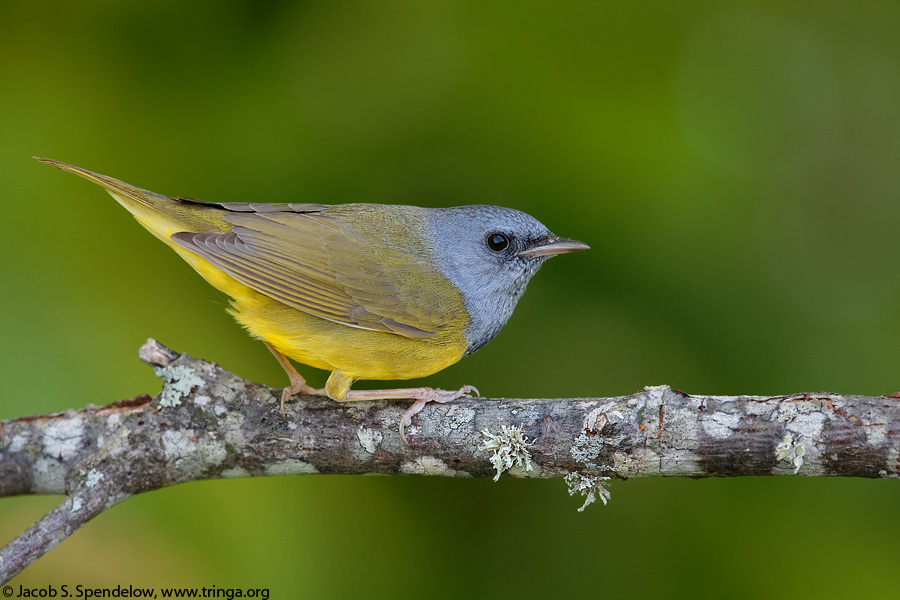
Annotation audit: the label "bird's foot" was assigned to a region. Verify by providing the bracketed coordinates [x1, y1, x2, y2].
[263, 341, 325, 417]
[326, 383, 480, 444]
[280, 379, 326, 418]
[397, 385, 480, 445]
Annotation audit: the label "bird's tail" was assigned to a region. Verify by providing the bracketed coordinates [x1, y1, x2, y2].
[36, 157, 164, 208]
[35, 157, 223, 243]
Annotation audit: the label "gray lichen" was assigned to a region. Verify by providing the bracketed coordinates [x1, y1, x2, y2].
[357, 427, 383, 454]
[155, 365, 206, 407]
[85, 469, 104, 488]
[481, 425, 534, 481]
[42, 417, 85, 460]
[399, 456, 466, 476]
[564, 472, 611, 512]
[775, 433, 806, 474]
[571, 403, 625, 468]
[265, 460, 318, 476]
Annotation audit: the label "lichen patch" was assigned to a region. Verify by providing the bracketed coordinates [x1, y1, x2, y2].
[664, 405, 701, 449]
[33, 456, 66, 493]
[357, 427, 383, 454]
[85, 469, 104, 488]
[785, 411, 826, 439]
[100, 426, 131, 458]
[701, 411, 741, 439]
[775, 433, 806, 474]
[157, 428, 227, 476]
[564, 472, 611, 511]
[43, 417, 85, 460]
[481, 425, 534, 481]
[643, 384, 671, 403]
[221, 467, 251, 479]
[399, 456, 464, 476]
[155, 365, 206, 408]
[222, 412, 246, 447]
[265, 460, 318, 476]
[432, 405, 477, 437]
[8, 434, 28, 454]
[162, 429, 197, 460]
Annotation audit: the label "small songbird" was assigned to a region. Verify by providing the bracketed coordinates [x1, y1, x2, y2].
[38, 158, 589, 443]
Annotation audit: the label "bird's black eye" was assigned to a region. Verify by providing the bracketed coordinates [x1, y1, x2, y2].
[486, 232, 510, 252]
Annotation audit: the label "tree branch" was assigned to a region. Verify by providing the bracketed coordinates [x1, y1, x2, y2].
[2, 338, 899, 581]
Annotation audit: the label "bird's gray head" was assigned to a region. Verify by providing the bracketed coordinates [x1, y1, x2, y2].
[424, 205, 588, 354]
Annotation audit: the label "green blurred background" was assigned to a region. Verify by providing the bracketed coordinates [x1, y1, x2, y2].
[2, 0, 899, 596]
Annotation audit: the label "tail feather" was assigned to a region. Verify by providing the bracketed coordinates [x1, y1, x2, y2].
[35, 157, 163, 208]
[35, 157, 229, 242]
[36, 156, 256, 299]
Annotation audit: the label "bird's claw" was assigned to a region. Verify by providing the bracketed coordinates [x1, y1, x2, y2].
[398, 384, 479, 445]
[460, 385, 480, 399]
[280, 382, 326, 418]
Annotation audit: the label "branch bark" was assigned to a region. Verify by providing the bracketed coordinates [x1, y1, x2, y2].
[2, 338, 899, 581]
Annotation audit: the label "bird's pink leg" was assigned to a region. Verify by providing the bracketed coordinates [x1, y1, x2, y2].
[338, 385, 480, 445]
[264, 342, 325, 417]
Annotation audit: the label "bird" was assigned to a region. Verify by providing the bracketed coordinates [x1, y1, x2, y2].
[37, 157, 589, 443]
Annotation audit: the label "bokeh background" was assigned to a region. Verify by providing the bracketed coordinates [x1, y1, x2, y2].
[2, 0, 900, 597]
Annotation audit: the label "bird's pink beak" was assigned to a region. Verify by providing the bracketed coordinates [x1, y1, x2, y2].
[518, 235, 590, 259]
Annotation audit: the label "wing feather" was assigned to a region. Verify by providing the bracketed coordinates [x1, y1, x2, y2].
[171, 206, 446, 338]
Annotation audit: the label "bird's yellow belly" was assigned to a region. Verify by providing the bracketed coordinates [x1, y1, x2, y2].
[178, 247, 468, 381]
[236, 295, 467, 380]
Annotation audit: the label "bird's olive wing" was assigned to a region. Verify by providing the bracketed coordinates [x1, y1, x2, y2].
[171, 210, 450, 338]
